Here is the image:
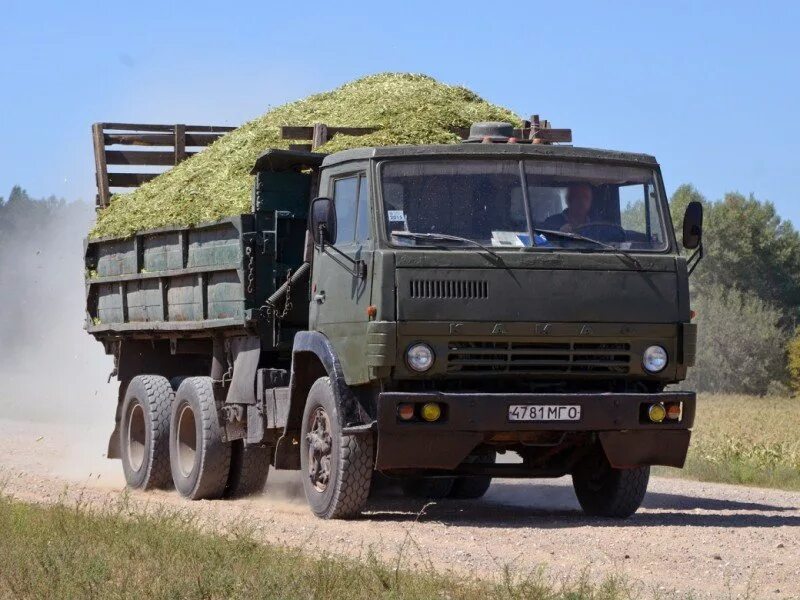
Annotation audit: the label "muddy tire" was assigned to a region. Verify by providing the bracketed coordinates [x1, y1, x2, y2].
[169, 376, 189, 391]
[169, 377, 231, 500]
[572, 452, 649, 518]
[225, 441, 270, 498]
[300, 377, 373, 519]
[120, 375, 174, 490]
[400, 477, 454, 499]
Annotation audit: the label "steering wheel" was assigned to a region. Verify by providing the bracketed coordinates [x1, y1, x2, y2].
[574, 222, 627, 244]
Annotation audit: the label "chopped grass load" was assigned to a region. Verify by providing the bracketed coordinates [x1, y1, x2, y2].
[91, 73, 521, 239]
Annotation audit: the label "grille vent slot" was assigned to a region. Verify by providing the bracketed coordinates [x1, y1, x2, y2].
[446, 341, 631, 375]
[409, 279, 489, 300]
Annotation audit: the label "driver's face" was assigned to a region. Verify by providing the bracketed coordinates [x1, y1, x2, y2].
[566, 185, 592, 219]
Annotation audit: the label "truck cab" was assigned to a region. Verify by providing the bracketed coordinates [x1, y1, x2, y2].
[298, 131, 700, 513]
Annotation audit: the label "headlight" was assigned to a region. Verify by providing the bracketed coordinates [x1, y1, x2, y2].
[406, 343, 434, 372]
[642, 345, 668, 373]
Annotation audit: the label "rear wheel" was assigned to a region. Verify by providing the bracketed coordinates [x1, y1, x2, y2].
[225, 441, 270, 498]
[120, 375, 173, 490]
[449, 450, 495, 499]
[300, 377, 373, 519]
[572, 451, 649, 518]
[169, 377, 231, 500]
[400, 477, 454, 499]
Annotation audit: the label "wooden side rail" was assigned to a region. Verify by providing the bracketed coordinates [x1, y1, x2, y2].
[92, 122, 236, 209]
[280, 115, 570, 151]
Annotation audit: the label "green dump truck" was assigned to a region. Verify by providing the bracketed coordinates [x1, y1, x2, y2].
[85, 120, 703, 519]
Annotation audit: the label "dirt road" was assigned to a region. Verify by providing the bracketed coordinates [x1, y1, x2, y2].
[1, 418, 797, 599]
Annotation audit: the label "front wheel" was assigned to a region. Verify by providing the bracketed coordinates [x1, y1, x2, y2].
[300, 377, 373, 519]
[572, 451, 649, 518]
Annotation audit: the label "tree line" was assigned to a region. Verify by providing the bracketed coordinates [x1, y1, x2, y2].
[671, 185, 800, 395]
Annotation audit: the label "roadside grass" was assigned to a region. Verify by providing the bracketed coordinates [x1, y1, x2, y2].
[657, 394, 800, 490]
[0, 492, 639, 600]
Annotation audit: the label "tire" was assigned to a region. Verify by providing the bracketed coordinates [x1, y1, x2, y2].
[225, 441, 270, 498]
[169, 377, 232, 500]
[300, 377, 373, 519]
[572, 451, 650, 518]
[169, 376, 189, 391]
[120, 375, 174, 490]
[400, 477, 454, 499]
[449, 450, 495, 499]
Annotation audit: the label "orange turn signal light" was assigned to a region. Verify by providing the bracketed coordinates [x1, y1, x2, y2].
[665, 402, 683, 421]
[397, 403, 415, 421]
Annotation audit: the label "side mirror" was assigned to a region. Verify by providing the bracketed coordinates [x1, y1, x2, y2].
[309, 197, 337, 246]
[682, 201, 703, 250]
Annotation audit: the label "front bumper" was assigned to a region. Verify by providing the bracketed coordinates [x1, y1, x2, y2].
[375, 391, 696, 471]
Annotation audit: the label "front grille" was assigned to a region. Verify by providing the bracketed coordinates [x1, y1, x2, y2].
[409, 279, 489, 300]
[446, 341, 631, 375]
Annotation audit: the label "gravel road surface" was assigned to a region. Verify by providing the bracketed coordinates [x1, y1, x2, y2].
[1, 418, 797, 599]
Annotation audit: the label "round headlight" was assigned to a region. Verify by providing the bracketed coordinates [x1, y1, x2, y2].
[406, 343, 434, 372]
[643, 345, 668, 373]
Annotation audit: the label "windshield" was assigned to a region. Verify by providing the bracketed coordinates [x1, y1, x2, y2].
[380, 159, 669, 252]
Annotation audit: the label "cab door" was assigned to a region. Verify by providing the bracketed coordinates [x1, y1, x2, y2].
[310, 170, 374, 384]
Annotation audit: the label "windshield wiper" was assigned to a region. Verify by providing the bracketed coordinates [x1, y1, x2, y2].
[391, 231, 501, 259]
[530, 228, 642, 269]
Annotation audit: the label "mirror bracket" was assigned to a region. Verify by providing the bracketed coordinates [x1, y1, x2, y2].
[318, 241, 368, 279]
[687, 242, 703, 276]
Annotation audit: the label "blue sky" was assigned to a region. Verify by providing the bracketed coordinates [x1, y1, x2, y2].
[2, 1, 799, 222]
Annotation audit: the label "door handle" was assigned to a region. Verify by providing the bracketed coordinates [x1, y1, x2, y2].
[314, 291, 326, 304]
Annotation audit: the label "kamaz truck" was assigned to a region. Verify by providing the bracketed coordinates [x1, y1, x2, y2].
[85, 120, 703, 519]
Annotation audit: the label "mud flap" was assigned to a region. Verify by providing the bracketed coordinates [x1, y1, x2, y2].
[106, 383, 127, 460]
[376, 431, 483, 471]
[599, 430, 691, 468]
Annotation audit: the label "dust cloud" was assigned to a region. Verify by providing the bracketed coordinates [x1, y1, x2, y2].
[0, 197, 119, 481]
[0, 198, 307, 498]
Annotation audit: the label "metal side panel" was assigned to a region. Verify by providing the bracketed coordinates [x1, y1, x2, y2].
[143, 231, 183, 272]
[96, 238, 137, 276]
[187, 221, 245, 269]
[167, 275, 203, 321]
[85, 216, 257, 335]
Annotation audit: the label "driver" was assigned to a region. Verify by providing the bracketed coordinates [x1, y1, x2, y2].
[541, 183, 592, 233]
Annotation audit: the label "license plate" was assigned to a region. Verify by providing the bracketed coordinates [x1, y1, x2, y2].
[508, 404, 582, 422]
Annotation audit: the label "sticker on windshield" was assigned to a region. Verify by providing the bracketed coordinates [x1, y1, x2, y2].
[491, 231, 527, 247]
[387, 210, 407, 223]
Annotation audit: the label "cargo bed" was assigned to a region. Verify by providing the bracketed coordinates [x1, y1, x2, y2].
[85, 216, 261, 336]
[85, 147, 324, 347]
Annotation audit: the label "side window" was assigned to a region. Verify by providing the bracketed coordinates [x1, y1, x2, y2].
[332, 176, 358, 246]
[355, 175, 370, 242]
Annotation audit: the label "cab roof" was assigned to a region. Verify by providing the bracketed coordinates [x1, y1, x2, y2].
[320, 143, 658, 169]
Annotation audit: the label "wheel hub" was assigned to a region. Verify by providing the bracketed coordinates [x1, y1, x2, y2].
[306, 406, 332, 492]
[126, 402, 146, 471]
[176, 403, 197, 478]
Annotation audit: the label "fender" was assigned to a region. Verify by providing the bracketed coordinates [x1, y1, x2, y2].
[273, 331, 372, 469]
[287, 331, 370, 429]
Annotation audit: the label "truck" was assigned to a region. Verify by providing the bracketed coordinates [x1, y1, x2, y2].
[85, 119, 703, 519]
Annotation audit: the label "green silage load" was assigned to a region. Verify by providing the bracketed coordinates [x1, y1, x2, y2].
[90, 73, 521, 239]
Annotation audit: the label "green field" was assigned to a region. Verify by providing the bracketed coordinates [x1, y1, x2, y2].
[0, 493, 635, 600]
[658, 394, 800, 490]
